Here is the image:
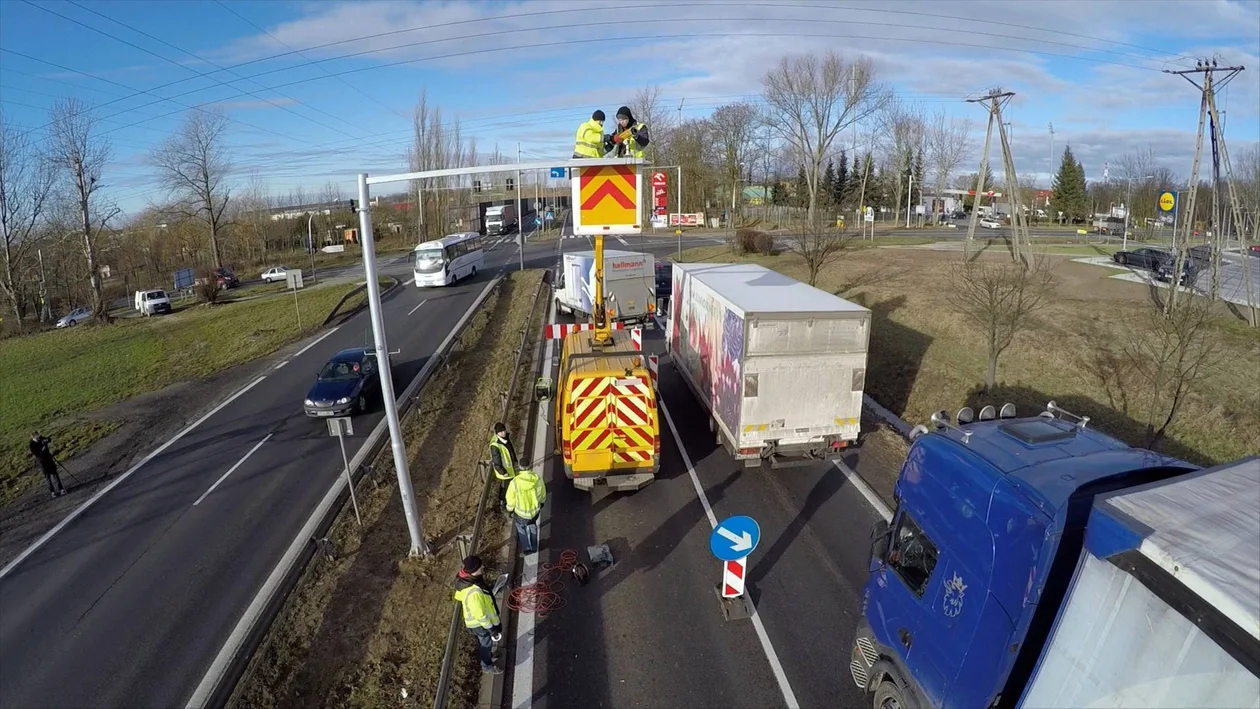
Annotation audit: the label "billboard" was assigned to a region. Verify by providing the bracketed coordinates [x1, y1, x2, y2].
[652, 171, 668, 216]
[669, 213, 705, 227]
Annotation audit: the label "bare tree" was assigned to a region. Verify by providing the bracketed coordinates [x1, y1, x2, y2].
[320, 179, 345, 205]
[151, 108, 233, 268]
[878, 101, 926, 225]
[925, 108, 971, 224]
[630, 84, 671, 164]
[236, 171, 275, 260]
[786, 223, 860, 287]
[48, 97, 117, 322]
[1117, 293, 1220, 449]
[407, 89, 473, 239]
[948, 256, 1054, 392]
[711, 102, 759, 224]
[761, 52, 889, 223]
[0, 113, 57, 329]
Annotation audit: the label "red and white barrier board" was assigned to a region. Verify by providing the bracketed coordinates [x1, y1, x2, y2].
[722, 557, 747, 598]
[543, 322, 627, 339]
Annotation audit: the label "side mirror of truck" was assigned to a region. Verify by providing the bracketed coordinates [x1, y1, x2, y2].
[535, 377, 553, 402]
[870, 519, 890, 566]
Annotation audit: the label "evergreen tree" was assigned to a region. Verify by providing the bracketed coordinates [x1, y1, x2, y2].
[770, 181, 785, 206]
[1050, 145, 1088, 223]
[912, 148, 925, 207]
[823, 161, 837, 206]
[834, 149, 849, 207]
[794, 165, 808, 209]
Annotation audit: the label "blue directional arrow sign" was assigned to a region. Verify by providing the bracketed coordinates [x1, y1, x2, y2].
[709, 515, 761, 561]
[550, 167, 566, 179]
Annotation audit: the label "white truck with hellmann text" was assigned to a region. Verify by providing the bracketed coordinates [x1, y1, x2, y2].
[555, 249, 656, 326]
[667, 263, 871, 467]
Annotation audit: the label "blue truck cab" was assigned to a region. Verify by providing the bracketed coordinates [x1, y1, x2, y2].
[850, 401, 1259, 709]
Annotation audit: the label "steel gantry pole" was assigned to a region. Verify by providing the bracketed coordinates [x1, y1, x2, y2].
[356, 174, 429, 556]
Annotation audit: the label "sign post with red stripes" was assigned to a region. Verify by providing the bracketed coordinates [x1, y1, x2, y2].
[709, 515, 760, 621]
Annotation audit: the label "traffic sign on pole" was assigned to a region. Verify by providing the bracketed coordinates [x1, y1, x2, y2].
[550, 167, 566, 178]
[710, 515, 761, 561]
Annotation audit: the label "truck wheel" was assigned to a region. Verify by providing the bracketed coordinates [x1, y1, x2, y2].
[873, 680, 905, 709]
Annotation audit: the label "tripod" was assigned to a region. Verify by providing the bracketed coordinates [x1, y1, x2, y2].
[54, 457, 83, 488]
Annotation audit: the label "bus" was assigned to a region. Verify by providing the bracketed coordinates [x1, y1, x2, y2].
[413, 232, 485, 287]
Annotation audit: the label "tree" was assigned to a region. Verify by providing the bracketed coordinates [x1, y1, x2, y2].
[793, 165, 808, 209]
[822, 161, 837, 207]
[760, 52, 889, 224]
[786, 223, 859, 287]
[151, 108, 233, 268]
[48, 97, 117, 323]
[833, 149, 848, 207]
[912, 147, 925, 215]
[1050, 145, 1088, 223]
[879, 102, 925, 224]
[631, 84, 671, 164]
[948, 256, 1054, 392]
[710, 101, 758, 223]
[0, 113, 57, 329]
[926, 108, 971, 222]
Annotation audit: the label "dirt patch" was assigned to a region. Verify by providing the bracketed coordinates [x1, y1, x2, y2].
[680, 244, 1260, 468]
[229, 269, 546, 709]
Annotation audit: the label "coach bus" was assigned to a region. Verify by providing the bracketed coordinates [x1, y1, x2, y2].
[412, 232, 485, 287]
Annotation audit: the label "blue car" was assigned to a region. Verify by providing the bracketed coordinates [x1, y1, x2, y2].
[303, 347, 391, 418]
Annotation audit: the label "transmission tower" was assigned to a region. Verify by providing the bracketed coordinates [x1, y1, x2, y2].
[963, 89, 1031, 266]
[1163, 58, 1254, 322]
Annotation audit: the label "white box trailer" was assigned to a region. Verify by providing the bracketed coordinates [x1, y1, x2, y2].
[1019, 456, 1260, 709]
[555, 249, 656, 326]
[667, 263, 871, 466]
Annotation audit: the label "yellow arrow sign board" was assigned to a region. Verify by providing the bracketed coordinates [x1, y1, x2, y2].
[572, 165, 641, 236]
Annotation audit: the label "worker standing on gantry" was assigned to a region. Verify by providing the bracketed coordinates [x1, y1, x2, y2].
[607, 106, 650, 158]
[572, 110, 610, 159]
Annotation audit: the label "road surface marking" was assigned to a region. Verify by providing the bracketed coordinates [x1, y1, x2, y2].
[407, 299, 428, 316]
[832, 459, 892, 522]
[659, 399, 801, 709]
[0, 374, 269, 580]
[273, 361, 288, 370]
[291, 326, 340, 358]
[511, 298, 557, 709]
[615, 235, 630, 246]
[193, 434, 274, 506]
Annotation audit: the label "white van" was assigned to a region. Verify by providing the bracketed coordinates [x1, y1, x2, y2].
[134, 289, 172, 316]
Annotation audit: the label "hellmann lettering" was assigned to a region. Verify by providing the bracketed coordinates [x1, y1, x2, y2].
[609, 259, 646, 270]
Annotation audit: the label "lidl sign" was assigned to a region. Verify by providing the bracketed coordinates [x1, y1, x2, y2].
[572, 165, 641, 236]
[1158, 190, 1178, 214]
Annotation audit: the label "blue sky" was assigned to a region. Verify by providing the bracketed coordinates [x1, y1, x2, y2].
[1, 0, 1257, 218]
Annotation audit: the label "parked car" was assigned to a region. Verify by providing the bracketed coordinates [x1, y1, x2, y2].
[214, 267, 240, 288]
[979, 218, 1002, 229]
[303, 347, 394, 418]
[133, 289, 172, 316]
[261, 266, 291, 283]
[1156, 256, 1201, 287]
[55, 306, 92, 328]
[1112, 246, 1172, 271]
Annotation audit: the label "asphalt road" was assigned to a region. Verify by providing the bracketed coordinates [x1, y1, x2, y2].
[508, 237, 896, 708]
[0, 248, 526, 708]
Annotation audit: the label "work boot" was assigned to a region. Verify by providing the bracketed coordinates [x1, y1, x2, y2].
[483, 666, 503, 675]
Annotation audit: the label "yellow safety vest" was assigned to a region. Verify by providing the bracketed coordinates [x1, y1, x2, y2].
[489, 435, 516, 481]
[573, 119, 604, 158]
[617, 122, 647, 158]
[506, 471, 547, 519]
[453, 583, 499, 629]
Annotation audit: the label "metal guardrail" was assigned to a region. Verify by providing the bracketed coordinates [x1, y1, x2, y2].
[432, 270, 551, 709]
[192, 275, 505, 709]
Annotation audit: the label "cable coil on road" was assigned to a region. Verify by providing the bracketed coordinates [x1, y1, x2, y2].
[507, 549, 578, 616]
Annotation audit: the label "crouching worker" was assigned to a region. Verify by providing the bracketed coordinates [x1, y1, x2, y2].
[505, 465, 546, 555]
[453, 555, 503, 674]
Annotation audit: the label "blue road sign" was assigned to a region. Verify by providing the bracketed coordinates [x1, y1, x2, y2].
[535, 216, 543, 227]
[550, 167, 566, 179]
[709, 515, 761, 561]
[173, 267, 195, 290]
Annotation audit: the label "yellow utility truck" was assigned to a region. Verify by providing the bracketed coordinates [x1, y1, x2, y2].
[549, 233, 661, 492]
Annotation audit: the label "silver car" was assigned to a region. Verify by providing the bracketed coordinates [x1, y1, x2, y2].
[56, 306, 93, 328]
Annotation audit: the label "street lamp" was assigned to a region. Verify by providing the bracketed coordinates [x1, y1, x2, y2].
[1123, 174, 1155, 250]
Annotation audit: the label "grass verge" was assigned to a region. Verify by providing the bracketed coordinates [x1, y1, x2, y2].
[229, 269, 546, 709]
[0, 277, 395, 505]
[679, 245, 1259, 467]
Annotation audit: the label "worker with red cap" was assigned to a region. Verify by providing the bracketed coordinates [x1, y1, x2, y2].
[453, 555, 503, 674]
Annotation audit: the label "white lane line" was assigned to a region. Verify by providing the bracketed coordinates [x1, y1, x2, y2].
[193, 434, 273, 506]
[615, 235, 630, 246]
[659, 399, 801, 709]
[407, 299, 428, 316]
[273, 361, 288, 370]
[511, 298, 557, 709]
[832, 459, 892, 522]
[0, 374, 269, 580]
[291, 326, 340, 358]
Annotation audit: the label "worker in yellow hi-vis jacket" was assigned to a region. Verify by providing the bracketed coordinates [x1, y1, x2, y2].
[572, 110, 609, 159]
[505, 465, 547, 554]
[453, 555, 503, 674]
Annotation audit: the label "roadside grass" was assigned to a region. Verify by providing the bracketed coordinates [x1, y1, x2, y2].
[0, 277, 393, 505]
[230, 269, 546, 709]
[678, 245, 1260, 467]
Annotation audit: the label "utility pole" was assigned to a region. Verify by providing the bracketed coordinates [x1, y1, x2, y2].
[965, 89, 1030, 267]
[516, 143, 525, 272]
[905, 172, 913, 228]
[1163, 58, 1253, 322]
[1047, 122, 1055, 191]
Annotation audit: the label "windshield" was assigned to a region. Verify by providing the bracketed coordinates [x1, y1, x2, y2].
[414, 247, 446, 274]
[147, 291, 167, 300]
[319, 360, 362, 380]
